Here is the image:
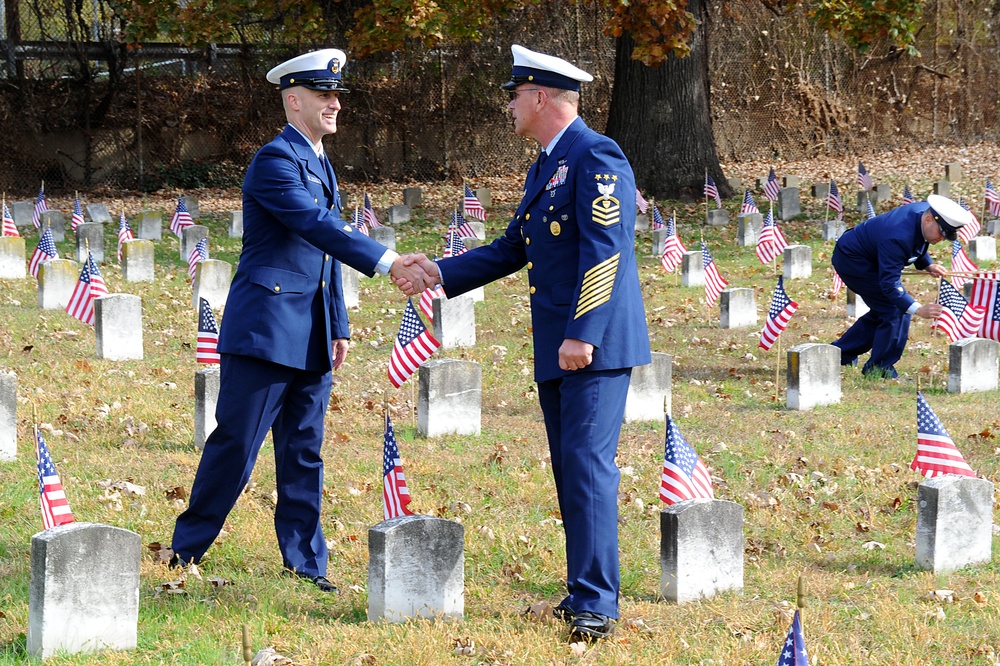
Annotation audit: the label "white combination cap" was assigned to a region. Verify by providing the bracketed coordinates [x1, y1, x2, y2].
[266, 49, 349, 92]
[501, 44, 593, 92]
[926, 194, 972, 240]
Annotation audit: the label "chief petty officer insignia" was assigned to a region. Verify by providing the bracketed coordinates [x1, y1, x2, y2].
[592, 176, 621, 227]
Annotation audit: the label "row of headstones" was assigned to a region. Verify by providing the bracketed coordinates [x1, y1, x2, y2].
[0, 262, 229, 363]
[670, 242, 996, 298]
[7, 197, 201, 234]
[5, 185, 488, 239]
[25, 469, 992, 658]
[0, 219, 235, 278]
[0, 187, 489, 283]
[650, 208, 1000, 256]
[688, 172, 1000, 232]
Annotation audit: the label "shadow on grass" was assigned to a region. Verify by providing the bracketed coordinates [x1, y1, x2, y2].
[812, 555, 922, 578]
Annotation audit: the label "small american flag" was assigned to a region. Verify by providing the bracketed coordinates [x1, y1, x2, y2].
[763, 167, 781, 202]
[353, 207, 370, 236]
[970, 273, 1000, 341]
[901, 184, 915, 205]
[776, 610, 809, 666]
[739, 189, 759, 215]
[950, 239, 978, 289]
[382, 415, 414, 520]
[659, 415, 713, 505]
[387, 299, 441, 388]
[933, 279, 986, 343]
[187, 237, 208, 279]
[117, 211, 134, 263]
[701, 242, 727, 308]
[772, 214, 789, 254]
[451, 209, 477, 239]
[196, 297, 220, 364]
[651, 205, 666, 230]
[957, 198, 981, 243]
[858, 161, 873, 191]
[442, 229, 468, 258]
[71, 194, 85, 231]
[827, 179, 844, 217]
[704, 174, 722, 209]
[418, 284, 445, 321]
[865, 196, 877, 220]
[32, 184, 47, 229]
[912, 392, 975, 478]
[759, 275, 799, 351]
[756, 209, 777, 264]
[660, 214, 686, 273]
[831, 271, 844, 298]
[755, 208, 788, 265]
[2, 203, 18, 237]
[65, 252, 108, 326]
[986, 178, 1000, 218]
[28, 226, 58, 278]
[635, 188, 649, 214]
[170, 197, 194, 237]
[37, 430, 75, 530]
[463, 185, 486, 221]
[363, 192, 383, 228]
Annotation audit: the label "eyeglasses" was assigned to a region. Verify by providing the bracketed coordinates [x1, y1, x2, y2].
[507, 88, 542, 101]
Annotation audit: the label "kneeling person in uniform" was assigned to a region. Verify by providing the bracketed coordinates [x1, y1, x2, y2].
[831, 193, 972, 378]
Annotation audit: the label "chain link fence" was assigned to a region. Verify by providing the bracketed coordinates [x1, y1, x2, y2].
[0, 0, 996, 195]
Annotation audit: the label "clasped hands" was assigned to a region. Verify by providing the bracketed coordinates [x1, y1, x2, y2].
[390, 253, 441, 295]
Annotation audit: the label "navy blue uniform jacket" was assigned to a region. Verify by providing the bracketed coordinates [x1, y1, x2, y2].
[220, 125, 390, 371]
[438, 117, 650, 381]
[833, 202, 933, 312]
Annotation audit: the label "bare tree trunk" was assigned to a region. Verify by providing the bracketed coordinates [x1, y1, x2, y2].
[603, 0, 730, 201]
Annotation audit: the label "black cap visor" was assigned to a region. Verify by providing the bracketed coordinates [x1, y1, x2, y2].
[296, 78, 350, 93]
[929, 208, 959, 241]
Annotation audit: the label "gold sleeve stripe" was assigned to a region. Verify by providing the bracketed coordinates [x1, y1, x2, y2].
[592, 196, 621, 226]
[575, 253, 620, 319]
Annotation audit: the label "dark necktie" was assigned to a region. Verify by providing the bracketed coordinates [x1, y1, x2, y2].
[532, 150, 549, 187]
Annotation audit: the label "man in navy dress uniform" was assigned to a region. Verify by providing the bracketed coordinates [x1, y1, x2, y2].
[831, 193, 972, 378]
[416, 45, 650, 640]
[170, 49, 431, 592]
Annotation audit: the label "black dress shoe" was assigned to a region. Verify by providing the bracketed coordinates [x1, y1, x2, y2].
[553, 602, 575, 623]
[570, 611, 615, 641]
[167, 553, 195, 570]
[305, 575, 340, 594]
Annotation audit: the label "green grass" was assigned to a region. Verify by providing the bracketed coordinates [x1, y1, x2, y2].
[1, 183, 999, 664]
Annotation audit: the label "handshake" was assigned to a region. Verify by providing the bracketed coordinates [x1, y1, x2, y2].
[389, 253, 442, 296]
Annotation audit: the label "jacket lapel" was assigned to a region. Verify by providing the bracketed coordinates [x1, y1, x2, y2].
[281, 125, 335, 196]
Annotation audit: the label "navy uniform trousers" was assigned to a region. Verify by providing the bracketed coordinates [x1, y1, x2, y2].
[438, 117, 650, 619]
[829, 267, 913, 376]
[538, 368, 631, 616]
[172, 354, 332, 576]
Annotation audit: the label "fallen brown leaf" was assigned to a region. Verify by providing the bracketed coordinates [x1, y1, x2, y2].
[522, 601, 555, 624]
